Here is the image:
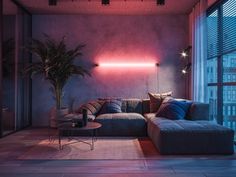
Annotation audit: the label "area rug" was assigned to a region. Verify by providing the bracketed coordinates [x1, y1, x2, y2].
[18, 137, 160, 160]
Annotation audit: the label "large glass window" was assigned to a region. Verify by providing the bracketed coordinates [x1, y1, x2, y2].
[223, 86, 236, 130]
[207, 0, 236, 139]
[2, 0, 17, 136]
[206, 58, 217, 83]
[207, 86, 218, 122]
[0, 0, 32, 137]
[223, 52, 236, 83]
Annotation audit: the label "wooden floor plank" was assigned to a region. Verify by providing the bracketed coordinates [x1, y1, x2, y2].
[0, 174, 63, 177]
[63, 173, 205, 177]
[0, 128, 235, 177]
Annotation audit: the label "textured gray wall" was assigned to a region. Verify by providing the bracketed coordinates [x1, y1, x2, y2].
[32, 15, 188, 126]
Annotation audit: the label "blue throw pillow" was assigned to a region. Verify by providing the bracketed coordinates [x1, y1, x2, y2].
[99, 99, 122, 114]
[156, 98, 192, 120]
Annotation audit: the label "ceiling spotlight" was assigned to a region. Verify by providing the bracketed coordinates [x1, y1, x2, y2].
[102, 0, 110, 5]
[157, 0, 165, 5]
[49, 0, 57, 6]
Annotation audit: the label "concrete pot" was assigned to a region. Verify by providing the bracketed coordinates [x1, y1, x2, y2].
[50, 107, 69, 128]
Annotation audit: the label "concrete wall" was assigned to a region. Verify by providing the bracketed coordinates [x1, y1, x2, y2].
[32, 15, 189, 126]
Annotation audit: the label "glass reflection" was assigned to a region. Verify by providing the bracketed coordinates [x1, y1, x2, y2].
[2, 0, 17, 135]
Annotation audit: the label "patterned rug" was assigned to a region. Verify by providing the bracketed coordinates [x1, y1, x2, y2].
[18, 137, 160, 160]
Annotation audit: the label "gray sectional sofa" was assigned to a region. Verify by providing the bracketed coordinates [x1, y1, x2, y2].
[75, 98, 234, 155]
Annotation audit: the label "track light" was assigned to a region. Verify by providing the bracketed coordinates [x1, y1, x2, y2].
[49, 0, 57, 6]
[102, 0, 110, 5]
[157, 0, 165, 5]
[182, 63, 191, 74]
[181, 46, 192, 58]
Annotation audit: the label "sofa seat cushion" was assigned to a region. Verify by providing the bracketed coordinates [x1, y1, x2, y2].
[95, 113, 147, 136]
[148, 117, 234, 154]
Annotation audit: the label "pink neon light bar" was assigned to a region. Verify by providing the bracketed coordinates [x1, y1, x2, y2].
[98, 62, 159, 67]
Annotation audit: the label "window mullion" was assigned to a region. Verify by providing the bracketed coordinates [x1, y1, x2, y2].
[217, 6, 224, 125]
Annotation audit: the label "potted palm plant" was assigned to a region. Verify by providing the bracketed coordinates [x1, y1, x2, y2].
[24, 35, 90, 127]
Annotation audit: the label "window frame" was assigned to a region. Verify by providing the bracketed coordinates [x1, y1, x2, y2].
[207, 0, 236, 125]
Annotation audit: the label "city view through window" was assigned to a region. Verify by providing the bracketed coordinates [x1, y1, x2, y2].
[207, 0, 236, 137]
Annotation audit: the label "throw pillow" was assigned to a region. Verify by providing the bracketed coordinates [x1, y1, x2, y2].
[148, 91, 172, 113]
[76, 100, 104, 115]
[99, 99, 122, 114]
[156, 98, 192, 120]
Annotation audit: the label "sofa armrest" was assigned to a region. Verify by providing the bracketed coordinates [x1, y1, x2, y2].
[186, 102, 209, 121]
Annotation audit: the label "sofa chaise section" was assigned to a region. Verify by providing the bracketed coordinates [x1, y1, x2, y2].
[145, 102, 234, 154]
[147, 117, 234, 154]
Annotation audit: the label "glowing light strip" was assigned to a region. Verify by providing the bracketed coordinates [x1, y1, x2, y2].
[98, 63, 158, 68]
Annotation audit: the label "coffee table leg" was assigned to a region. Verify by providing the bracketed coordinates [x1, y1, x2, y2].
[91, 129, 96, 150]
[59, 130, 62, 150]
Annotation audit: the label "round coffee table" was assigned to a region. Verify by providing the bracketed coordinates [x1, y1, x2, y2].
[58, 122, 102, 150]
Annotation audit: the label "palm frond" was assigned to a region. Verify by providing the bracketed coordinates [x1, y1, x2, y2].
[24, 35, 90, 109]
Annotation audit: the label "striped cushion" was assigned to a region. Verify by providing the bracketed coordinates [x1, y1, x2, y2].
[76, 100, 104, 115]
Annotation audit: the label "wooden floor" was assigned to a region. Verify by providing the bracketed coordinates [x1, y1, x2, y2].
[0, 128, 236, 177]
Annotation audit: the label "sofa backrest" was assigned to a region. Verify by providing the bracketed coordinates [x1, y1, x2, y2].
[121, 98, 150, 114]
[185, 102, 209, 121]
[75, 98, 209, 120]
[121, 99, 143, 114]
[121, 98, 209, 121]
[142, 99, 150, 114]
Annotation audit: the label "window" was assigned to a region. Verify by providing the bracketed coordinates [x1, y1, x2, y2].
[207, 0, 236, 135]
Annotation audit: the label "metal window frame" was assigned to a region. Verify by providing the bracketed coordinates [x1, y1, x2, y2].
[0, 0, 3, 137]
[207, 0, 236, 125]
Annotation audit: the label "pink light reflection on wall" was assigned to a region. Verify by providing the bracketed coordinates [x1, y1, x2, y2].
[94, 56, 159, 98]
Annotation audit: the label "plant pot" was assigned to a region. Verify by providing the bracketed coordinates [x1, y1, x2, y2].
[50, 107, 69, 128]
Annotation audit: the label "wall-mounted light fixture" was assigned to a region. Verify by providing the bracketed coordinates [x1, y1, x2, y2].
[181, 46, 192, 58]
[157, 0, 165, 5]
[181, 46, 192, 74]
[96, 62, 159, 68]
[180, 46, 192, 99]
[102, 0, 110, 5]
[49, 0, 57, 6]
[182, 63, 191, 74]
